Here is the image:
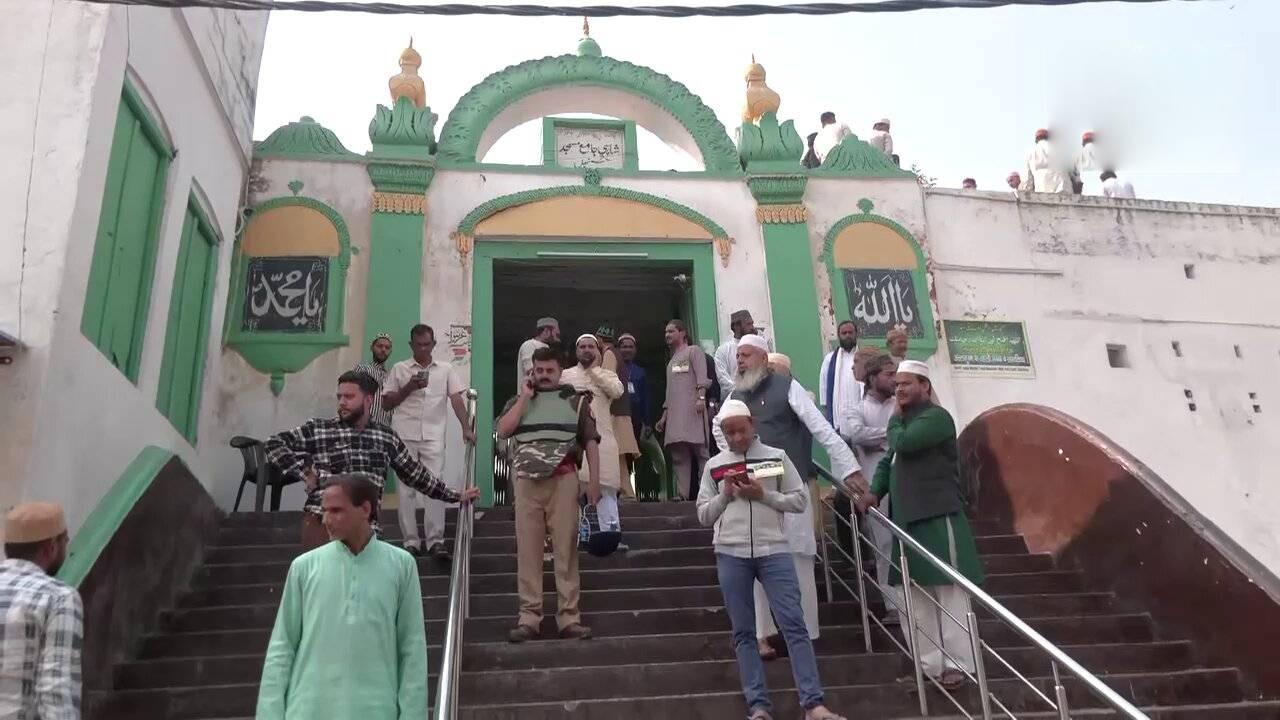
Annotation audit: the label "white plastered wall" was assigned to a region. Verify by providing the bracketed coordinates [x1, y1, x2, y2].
[2, 4, 268, 536]
[923, 188, 1280, 571]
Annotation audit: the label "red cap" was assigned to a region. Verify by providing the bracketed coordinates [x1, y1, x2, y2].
[1035, 128, 1050, 140]
[1082, 131, 1095, 142]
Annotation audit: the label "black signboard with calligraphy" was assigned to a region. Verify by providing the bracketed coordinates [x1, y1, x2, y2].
[843, 268, 924, 338]
[242, 257, 329, 333]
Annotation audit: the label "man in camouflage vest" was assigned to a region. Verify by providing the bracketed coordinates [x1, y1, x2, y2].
[496, 346, 601, 643]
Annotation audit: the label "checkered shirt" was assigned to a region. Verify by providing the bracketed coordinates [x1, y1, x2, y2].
[264, 417, 459, 515]
[0, 559, 82, 720]
[352, 361, 392, 426]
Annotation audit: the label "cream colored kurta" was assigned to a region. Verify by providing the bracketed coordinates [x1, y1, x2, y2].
[561, 364, 624, 490]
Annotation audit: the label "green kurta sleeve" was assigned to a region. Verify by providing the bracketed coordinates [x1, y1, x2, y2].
[396, 553, 429, 719]
[887, 406, 955, 455]
[871, 451, 893, 498]
[257, 558, 305, 720]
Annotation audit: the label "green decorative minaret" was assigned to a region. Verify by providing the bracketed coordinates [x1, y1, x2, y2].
[738, 57, 823, 391]
[364, 39, 438, 369]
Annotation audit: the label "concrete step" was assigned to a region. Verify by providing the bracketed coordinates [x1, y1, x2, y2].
[220, 502, 699, 530]
[452, 668, 1246, 719]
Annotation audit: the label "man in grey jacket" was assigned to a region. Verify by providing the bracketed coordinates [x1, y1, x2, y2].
[697, 400, 846, 720]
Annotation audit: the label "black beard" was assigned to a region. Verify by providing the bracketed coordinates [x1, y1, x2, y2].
[839, 337, 857, 351]
[339, 407, 367, 426]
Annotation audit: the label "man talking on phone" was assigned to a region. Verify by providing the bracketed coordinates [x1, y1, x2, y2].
[383, 324, 476, 560]
[496, 347, 600, 643]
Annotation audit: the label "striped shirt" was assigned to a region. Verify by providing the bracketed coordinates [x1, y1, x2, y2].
[352, 361, 391, 426]
[0, 559, 82, 720]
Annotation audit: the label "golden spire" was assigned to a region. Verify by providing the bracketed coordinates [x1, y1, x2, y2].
[742, 54, 780, 123]
[390, 38, 426, 108]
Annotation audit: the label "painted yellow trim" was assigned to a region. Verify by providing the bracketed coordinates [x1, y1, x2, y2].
[831, 221, 917, 269]
[474, 195, 714, 241]
[243, 205, 341, 257]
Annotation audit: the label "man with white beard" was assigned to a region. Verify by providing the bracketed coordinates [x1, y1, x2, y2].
[714, 335, 868, 660]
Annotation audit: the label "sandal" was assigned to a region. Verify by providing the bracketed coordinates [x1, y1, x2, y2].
[805, 707, 847, 720]
[747, 708, 774, 720]
[939, 669, 968, 690]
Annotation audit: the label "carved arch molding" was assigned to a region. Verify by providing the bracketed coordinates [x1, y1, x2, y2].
[437, 54, 741, 174]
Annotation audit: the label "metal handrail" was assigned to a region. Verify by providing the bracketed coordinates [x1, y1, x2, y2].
[433, 389, 478, 720]
[813, 463, 1148, 719]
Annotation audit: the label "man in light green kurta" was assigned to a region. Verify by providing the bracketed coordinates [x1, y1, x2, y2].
[257, 474, 428, 720]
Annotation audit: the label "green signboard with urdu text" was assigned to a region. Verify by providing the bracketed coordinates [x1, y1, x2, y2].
[943, 320, 1034, 377]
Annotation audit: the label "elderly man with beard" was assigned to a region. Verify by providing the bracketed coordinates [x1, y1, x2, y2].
[855, 361, 984, 690]
[562, 334, 626, 534]
[713, 336, 867, 658]
[497, 347, 601, 642]
[265, 371, 479, 549]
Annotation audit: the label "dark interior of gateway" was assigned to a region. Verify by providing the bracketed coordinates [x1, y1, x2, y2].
[490, 257, 697, 413]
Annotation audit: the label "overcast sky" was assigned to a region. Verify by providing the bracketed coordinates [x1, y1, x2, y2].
[253, 0, 1278, 207]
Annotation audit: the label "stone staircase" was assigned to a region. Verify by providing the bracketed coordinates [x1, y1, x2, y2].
[89, 502, 1280, 719]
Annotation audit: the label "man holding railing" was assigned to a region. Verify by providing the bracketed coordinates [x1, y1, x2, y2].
[855, 360, 984, 691]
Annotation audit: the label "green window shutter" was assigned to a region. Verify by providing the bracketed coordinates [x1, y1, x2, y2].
[157, 199, 218, 443]
[82, 82, 171, 383]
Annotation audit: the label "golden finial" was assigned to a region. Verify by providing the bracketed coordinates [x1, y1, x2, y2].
[390, 38, 426, 108]
[742, 54, 780, 123]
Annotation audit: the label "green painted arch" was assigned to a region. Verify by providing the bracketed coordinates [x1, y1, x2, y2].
[437, 54, 741, 174]
[224, 195, 354, 394]
[456, 182, 729, 240]
[820, 198, 938, 360]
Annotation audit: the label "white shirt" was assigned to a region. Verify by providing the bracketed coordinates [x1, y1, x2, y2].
[842, 390, 895, 478]
[384, 358, 465, 443]
[869, 129, 894, 158]
[713, 338, 738, 396]
[1102, 177, 1136, 199]
[818, 347, 860, 438]
[713, 375, 861, 483]
[1022, 139, 1072, 194]
[1073, 143, 1101, 194]
[814, 122, 852, 163]
[516, 338, 547, 388]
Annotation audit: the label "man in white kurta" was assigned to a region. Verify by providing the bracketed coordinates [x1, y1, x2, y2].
[1101, 170, 1136, 198]
[562, 334, 625, 531]
[1020, 129, 1072, 194]
[869, 118, 893, 158]
[382, 325, 474, 560]
[516, 317, 559, 388]
[714, 309, 757, 395]
[813, 111, 852, 164]
[257, 476, 429, 720]
[842, 353, 899, 620]
[818, 320, 860, 437]
[1073, 131, 1101, 195]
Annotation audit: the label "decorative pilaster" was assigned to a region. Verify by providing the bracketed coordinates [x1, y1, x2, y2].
[363, 44, 439, 368]
[736, 55, 824, 390]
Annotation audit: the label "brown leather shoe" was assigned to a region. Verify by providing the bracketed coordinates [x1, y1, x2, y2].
[558, 623, 593, 640]
[507, 624, 540, 643]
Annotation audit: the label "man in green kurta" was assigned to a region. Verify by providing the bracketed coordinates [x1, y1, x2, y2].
[257, 474, 429, 719]
[856, 360, 983, 691]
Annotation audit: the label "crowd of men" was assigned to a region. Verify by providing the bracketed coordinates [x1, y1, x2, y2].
[0, 310, 982, 719]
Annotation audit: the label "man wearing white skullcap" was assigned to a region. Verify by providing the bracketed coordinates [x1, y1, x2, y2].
[697, 402, 848, 720]
[854, 359, 984, 690]
[1, 502, 82, 718]
[562, 333, 626, 534]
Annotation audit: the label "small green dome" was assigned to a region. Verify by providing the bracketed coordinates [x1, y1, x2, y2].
[577, 36, 602, 57]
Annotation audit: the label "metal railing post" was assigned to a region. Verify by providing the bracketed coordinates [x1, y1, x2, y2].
[434, 389, 479, 720]
[1053, 661, 1071, 720]
[819, 515, 834, 605]
[967, 611, 993, 720]
[849, 509, 873, 654]
[899, 549, 929, 716]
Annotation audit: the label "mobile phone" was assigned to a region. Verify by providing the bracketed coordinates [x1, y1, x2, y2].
[415, 370, 429, 386]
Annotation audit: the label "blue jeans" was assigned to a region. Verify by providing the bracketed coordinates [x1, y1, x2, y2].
[716, 552, 826, 712]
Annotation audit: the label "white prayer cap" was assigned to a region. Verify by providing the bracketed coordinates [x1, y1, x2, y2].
[737, 334, 769, 353]
[897, 360, 930, 379]
[718, 399, 752, 421]
[767, 352, 791, 371]
[575, 333, 600, 346]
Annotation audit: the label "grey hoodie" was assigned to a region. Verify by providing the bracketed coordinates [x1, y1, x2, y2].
[696, 438, 808, 558]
